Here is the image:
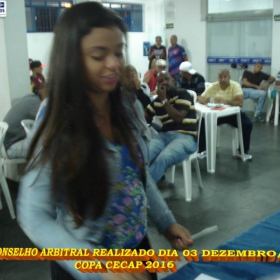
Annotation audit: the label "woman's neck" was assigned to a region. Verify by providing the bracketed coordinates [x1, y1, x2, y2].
[88, 91, 110, 112]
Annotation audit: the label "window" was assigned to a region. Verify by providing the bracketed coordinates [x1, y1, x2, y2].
[102, 2, 143, 32]
[25, 0, 73, 32]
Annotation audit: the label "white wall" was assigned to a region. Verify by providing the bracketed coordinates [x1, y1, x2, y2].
[164, 0, 207, 79]
[0, 0, 30, 120]
[271, 0, 280, 76]
[0, 20, 11, 120]
[208, 0, 273, 13]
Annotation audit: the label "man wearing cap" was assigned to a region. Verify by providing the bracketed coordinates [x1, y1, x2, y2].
[148, 36, 167, 69]
[168, 35, 187, 82]
[143, 59, 167, 94]
[178, 61, 205, 95]
[145, 71, 198, 182]
[3, 84, 47, 159]
[30, 60, 45, 95]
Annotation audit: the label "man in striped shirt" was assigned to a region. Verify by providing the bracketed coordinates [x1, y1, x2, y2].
[145, 71, 198, 182]
[197, 69, 253, 161]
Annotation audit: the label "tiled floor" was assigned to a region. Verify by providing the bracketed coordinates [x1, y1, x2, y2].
[1, 113, 280, 280]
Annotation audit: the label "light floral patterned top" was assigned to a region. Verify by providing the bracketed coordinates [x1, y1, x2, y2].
[102, 143, 147, 249]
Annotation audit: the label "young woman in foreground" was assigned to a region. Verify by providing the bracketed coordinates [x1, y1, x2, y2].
[17, 3, 193, 280]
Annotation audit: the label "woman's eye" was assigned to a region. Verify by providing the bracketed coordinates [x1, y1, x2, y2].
[91, 56, 104, 61]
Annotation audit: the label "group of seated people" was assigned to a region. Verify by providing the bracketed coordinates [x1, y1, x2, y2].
[2, 57, 276, 186]
[122, 59, 277, 176]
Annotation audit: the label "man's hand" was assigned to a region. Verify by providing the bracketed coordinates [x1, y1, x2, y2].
[132, 73, 141, 90]
[157, 84, 167, 102]
[163, 223, 193, 251]
[214, 95, 226, 104]
[151, 59, 157, 70]
[259, 82, 269, 90]
[197, 96, 208, 105]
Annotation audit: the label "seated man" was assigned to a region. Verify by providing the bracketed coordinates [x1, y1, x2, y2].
[143, 59, 167, 94]
[3, 84, 47, 159]
[121, 65, 152, 109]
[177, 61, 205, 95]
[197, 69, 253, 161]
[145, 71, 198, 182]
[242, 62, 275, 123]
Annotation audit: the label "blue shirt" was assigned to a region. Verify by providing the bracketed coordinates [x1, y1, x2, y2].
[168, 44, 187, 77]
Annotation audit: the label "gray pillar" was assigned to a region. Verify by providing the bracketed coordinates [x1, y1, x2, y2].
[2, 0, 30, 111]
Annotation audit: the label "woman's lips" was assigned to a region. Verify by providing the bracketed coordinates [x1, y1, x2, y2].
[103, 75, 119, 84]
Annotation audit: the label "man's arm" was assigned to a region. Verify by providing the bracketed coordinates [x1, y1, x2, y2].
[161, 47, 167, 60]
[162, 102, 188, 123]
[145, 104, 155, 124]
[182, 47, 188, 61]
[157, 85, 188, 123]
[143, 60, 156, 84]
[197, 95, 209, 105]
[215, 94, 243, 107]
[259, 75, 276, 90]
[148, 46, 155, 61]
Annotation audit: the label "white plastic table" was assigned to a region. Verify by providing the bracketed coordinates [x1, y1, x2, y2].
[195, 103, 245, 173]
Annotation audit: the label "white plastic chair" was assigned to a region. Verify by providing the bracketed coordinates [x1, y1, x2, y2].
[21, 119, 35, 135]
[266, 83, 279, 126]
[0, 122, 19, 219]
[168, 90, 203, 202]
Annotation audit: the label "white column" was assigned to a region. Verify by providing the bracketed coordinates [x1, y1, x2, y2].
[0, 0, 30, 120]
[271, 0, 280, 76]
[0, 19, 11, 120]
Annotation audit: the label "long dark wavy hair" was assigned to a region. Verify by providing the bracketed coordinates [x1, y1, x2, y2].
[26, 2, 140, 226]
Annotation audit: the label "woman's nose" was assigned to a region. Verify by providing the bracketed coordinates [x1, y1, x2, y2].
[106, 54, 122, 69]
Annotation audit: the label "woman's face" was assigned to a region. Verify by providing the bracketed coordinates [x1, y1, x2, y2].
[81, 27, 125, 94]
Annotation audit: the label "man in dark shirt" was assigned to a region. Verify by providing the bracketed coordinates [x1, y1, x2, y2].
[3, 85, 47, 158]
[242, 62, 275, 122]
[148, 36, 166, 69]
[145, 71, 197, 182]
[177, 61, 205, 95]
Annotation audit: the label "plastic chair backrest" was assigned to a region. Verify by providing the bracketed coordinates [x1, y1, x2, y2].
[239, 75, 243, 86]
[141, 82, 151, 96]
[0, 122, 9, 159]
[196, 111, 203, 149]
[187, 90, 197, 103]
[267, 83, 277, 99]
[21, 119, 35, 135]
